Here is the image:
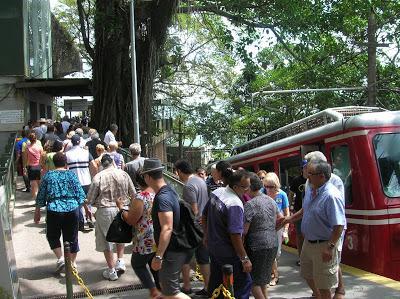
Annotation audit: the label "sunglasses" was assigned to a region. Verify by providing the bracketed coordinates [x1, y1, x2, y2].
[259, 176, 265, 180]
[265, 185, 276, 189]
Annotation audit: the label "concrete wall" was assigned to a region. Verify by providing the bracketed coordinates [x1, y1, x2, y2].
[0, 76, 53, 132]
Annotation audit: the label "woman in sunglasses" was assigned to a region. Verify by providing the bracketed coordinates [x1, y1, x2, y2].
[263, 172, 290, 286]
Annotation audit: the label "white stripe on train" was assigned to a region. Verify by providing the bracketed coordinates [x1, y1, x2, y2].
[346, 208, 400, 216]
[346, 218, 400, 225]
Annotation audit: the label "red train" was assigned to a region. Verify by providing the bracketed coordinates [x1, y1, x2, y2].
[226, 106, 400, 281]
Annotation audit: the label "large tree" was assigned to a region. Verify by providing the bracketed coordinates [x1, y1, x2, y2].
[77, 0, 178, 146]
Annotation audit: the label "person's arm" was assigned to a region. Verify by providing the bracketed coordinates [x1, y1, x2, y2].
[151, 211, 174, 271]
[118, 198, 144, 226]
[321, 225, 344, 262]
[191, 203, 199, 216]
[243, 222, 250, 236]
[230, 234, 252, 273]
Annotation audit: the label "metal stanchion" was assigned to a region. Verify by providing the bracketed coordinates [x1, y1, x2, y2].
[64, 241, 73, 299]
[222, 264, 234, 298]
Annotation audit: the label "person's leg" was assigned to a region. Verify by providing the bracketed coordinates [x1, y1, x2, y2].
[261, 285, 268, 299]
[319, 289, 332, 299]
[181, 250, 194, 292]
[104, 249, 115, 268]
[251, 285, 266, 299]
[115, 243, 126, 272]
[62, 208, 80, 265]
[131, 252, 161, 298]
[195, 244, 210, 292]
[46, 210, 64, 272]
[208, 254, 223, 297]
[231, 257, 252, 299]
[158, 251, 191, 299]
[334, 266, 345, 299]
[31, 180, 39, 199]
[300, 241, 319, 297]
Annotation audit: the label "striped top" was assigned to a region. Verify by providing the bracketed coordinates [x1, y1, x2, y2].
[65, 146, 93, 186]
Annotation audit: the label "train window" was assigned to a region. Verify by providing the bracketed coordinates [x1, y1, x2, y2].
[259, 161, 274, 172]
[373, 133, 400, 198]
[243, 165, 254, 172]
[279, 155, 301, 195]
[330, 145, 352, 205]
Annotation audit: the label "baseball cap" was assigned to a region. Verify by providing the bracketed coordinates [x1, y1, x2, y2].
[71, 134, 81, 145]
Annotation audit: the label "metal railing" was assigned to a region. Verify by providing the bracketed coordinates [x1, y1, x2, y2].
[118, 148, 184, 194]
[0, 132, 19, 298]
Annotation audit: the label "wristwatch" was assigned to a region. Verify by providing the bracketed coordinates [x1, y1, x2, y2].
[155, 255, 163, 261]
[328, 242, 335, 249]
[241, 255, 250, 263]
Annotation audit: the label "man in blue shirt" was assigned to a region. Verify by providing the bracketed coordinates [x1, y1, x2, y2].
[300, 160, 346, 299]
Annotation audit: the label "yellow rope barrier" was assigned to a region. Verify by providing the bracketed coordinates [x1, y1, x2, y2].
[210, 284, 235, 299]
[70, 262, 94, 299]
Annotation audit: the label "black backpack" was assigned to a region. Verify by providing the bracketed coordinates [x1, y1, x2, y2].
[169, 200, 204, 250]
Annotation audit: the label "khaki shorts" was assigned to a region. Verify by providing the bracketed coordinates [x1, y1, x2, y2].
[94, 207, 124, 252]
[300, 240, 339, 290]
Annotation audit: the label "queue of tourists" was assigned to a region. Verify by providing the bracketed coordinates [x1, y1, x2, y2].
[15, 117, 346, 299]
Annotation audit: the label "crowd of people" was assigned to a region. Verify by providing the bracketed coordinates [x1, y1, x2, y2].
[15, 116, 346, 299]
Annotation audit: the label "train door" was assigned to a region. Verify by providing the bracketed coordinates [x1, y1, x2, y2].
[372, 132, 400, 279]
[328, 142, 368, 268]
[278, 154, 301, 195]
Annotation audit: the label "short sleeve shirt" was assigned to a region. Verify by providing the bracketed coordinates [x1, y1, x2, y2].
[244, 194, 279, 250]
[273, 189, 289, 213]
[202, 186, 244, 257]
[301, 181, 346, 240]
[104, 130, 116, 145]
[36, 170, 86, 212]
[182, 175, 209, 216]
[151, 185, 180, 247]
[132, 191, 156, 255]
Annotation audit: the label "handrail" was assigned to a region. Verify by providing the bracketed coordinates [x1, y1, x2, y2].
[118, 148, 184, 195]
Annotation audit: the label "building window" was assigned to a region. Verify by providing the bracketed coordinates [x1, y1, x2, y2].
[39, 104, 46, 118]
[29, 101, 37, 121]
[46, 105, 52, 119]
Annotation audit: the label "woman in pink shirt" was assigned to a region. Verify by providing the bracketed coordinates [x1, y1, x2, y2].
[23, 131, 43, 199]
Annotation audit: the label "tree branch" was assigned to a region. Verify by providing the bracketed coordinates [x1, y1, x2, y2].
[178, 5, 311, 66]
[77, 0, 94, 59]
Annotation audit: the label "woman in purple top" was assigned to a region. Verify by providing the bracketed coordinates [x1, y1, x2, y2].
[263, 172, 290, 286]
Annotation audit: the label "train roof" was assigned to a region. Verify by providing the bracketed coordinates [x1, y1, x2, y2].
[227, 106, 400, 164]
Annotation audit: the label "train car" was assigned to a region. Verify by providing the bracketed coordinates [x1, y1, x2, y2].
[226, 106, 400, 281]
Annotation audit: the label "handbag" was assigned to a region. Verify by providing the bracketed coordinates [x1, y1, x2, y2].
[106, 211, 133, 243]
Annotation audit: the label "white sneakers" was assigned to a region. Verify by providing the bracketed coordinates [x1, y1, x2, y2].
[115, 259, 126, 273]
[55, 257, 65, 273]
[102, 268, 118, 281]
[103, 259, 125, 281]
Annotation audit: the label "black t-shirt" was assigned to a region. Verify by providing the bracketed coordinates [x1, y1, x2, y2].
[152, 184, 180, 246]
[86, 139, 108, 159]
[289, 175, 307, 212]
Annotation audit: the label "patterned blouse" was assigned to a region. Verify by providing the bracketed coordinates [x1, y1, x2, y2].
[36, 170, 86, 212]
[132, 191, 156, 255]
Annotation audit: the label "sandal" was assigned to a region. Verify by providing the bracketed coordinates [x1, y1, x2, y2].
[269, 276, 279, 286]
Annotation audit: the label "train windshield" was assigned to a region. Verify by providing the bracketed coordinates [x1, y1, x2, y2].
[373, 133, 400, 198]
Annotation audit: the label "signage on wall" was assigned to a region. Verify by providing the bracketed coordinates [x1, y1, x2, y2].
[0, 110, 24, 124]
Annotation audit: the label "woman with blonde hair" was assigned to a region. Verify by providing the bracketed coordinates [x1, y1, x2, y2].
[93, 144, 106, 174]
[263, 172, 290, 286]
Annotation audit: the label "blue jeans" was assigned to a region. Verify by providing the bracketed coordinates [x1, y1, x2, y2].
[209, 254, 252, 299]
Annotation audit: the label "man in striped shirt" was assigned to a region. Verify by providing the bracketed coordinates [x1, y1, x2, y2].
[66, 134, 96, 230]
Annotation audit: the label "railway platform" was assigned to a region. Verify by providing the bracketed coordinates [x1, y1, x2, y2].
[12, 180, 400, 299]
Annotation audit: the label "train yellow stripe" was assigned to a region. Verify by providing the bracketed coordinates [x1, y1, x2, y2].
[282, 245, 400, 291]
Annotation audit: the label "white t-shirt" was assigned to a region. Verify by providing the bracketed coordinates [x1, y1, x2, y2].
[104, 130, 116, 145]
[66, 146, 93, 186]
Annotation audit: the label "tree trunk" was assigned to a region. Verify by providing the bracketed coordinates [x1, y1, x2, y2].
[91, 0, 178, 151]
